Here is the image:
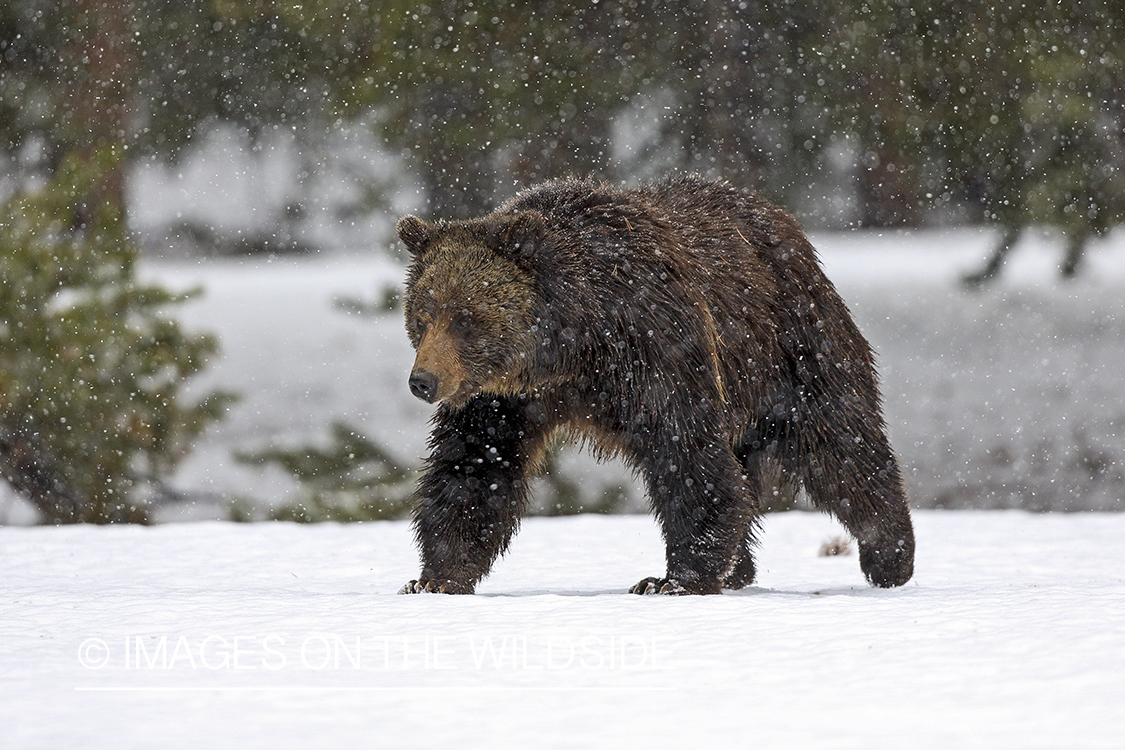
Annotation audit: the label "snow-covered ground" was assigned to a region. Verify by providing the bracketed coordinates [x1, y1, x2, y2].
[3, 510, 1124, 749]
[3, 225, 1124, 747]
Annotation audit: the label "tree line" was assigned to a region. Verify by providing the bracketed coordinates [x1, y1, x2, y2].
[5, 1, 1123, 233]
[1, 0, 1123, 522]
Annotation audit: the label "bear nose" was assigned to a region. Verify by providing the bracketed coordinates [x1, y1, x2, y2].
[409, 370, 439, 403]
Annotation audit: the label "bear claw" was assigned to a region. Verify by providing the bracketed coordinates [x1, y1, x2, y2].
[629, 577, 690, 595]
[398, 579, 473, 595]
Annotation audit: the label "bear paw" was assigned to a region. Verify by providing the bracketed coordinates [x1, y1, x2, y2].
[859, 539, 914, 588]
[398, 579, 474, 595]
[628, 577, 692, 595]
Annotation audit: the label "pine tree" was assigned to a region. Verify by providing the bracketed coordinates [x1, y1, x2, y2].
[0, 150, 233, 523]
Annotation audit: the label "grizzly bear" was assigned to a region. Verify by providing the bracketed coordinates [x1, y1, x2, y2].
[397, 175, 914, 595]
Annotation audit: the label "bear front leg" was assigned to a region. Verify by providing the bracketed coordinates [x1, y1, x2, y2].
[629, 427, 755, 595]
[400, 395, 550, 595]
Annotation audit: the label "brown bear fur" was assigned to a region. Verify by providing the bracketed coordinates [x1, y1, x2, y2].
[397, 175, 914, 595]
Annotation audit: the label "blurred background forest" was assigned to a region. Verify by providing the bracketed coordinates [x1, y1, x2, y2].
[1, 0, 1124, 524]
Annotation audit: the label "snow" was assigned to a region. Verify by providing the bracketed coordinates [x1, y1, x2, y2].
[3, 510, 1124, 749]
[2, 226, 1124, 746]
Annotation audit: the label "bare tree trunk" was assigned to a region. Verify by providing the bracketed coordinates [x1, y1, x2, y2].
[1, 1, 137, 523]
[1060, 226, 1091, 279]
[963, 225, 1023, 288]
[61, 0, 136, 223]
[856, 143, 922, 228]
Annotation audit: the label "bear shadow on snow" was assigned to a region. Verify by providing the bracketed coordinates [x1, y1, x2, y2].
[396, 175, 914, 595]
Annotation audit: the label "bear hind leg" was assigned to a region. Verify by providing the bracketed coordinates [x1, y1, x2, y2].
[630, 427, 757, 595]
[802, 434, 915, 588]
[722, 535, 757, 590]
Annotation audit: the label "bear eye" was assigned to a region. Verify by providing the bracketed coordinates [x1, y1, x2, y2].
[414, 318, 428, 337]
[453, 310, 473, 332]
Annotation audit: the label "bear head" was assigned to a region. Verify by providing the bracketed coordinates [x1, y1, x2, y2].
[398, 211, 546, 407]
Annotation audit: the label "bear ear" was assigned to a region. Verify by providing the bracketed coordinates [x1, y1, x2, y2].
[500, 210, 547, 260]
[397, 215, 433, 256]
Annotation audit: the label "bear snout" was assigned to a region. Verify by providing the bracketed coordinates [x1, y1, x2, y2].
[409, 370, 440, 403]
